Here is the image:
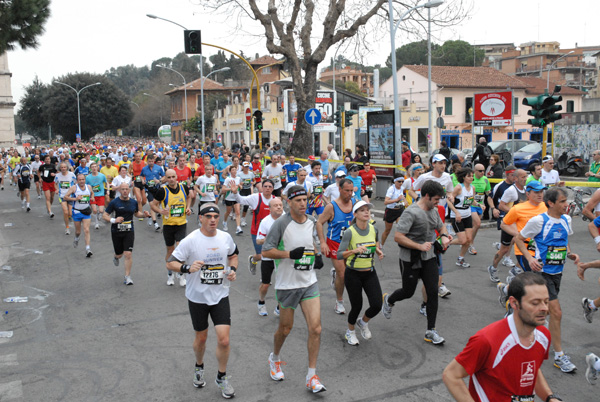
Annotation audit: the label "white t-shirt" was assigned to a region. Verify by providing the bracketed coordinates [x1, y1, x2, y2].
[195, 175, 219, 202]
[111, 175, 132, 198]
[223, 176, 241, 201]
[520, 213, 573, 240]
[262, 164, 283, 189]
[412, 171, 454, 206]
[31, 160, 42, 175]
[541, 169, 560, 187]
[385, 184, 405, 209]
[257, 214, 277, 261]
[172, 229, 237, 305]
[55, 171, 77, 198]
[324, 183, 340, 202]
[283, 180, 312, 197]
[500, 185, 526, 204]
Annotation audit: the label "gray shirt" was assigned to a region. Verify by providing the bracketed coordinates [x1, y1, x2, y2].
[396, 203, 443, 262]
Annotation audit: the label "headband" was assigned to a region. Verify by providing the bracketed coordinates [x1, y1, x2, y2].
[394, 177, 405, 182]
[199, 205, 220, 216]
[288, 188, 307, 200]
[411, 165, 422, 171]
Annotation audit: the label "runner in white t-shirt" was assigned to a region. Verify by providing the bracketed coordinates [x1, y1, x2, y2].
[540, 156, 564, 187]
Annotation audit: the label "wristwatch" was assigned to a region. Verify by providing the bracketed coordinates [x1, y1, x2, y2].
[546, 394, 562, 402]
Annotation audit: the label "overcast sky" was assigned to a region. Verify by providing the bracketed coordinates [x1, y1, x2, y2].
[8, 0, 600, 109]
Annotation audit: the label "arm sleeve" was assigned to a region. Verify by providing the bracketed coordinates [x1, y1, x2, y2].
[396, 208, 415, 234]
[336, 229, 353, 260]
[520, 215, 544, 239]
[171, 237, 190, 263]
[225, 234, 237, 256]
[105, 200, 114, 215]
[454, 332, 491, 376]
[500, 187, 516, 203]
[262, 217, 286, 252]
[503, 207, 518, 226]
[153, 187, 167, 203]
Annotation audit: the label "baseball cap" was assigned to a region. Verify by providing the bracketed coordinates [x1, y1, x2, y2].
[542, 155, 554, 163]
[432, 154, 447, 163]
[335, 170, 346, 178]
[352, 200, 373, 214]
[308, 155, 316, 161]
[242, 161, 250, 167]
[349, 164, 359, 171]
[526, 180, 547, 192]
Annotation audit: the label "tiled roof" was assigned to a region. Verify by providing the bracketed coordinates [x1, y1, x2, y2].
[516, 76, 586, 96]
[404, 65, 530, 89]
[251, 55, 281, 65]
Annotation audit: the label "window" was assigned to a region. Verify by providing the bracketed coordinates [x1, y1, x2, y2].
[513, 98, 519, 115]
[566, 100, 574, 113]
[417, 128, 428, 153]
[444, 97, 453, 115]
[465, 97, 473, 123]
[261, 67, 271, 74]
[507, 132, 521, 139]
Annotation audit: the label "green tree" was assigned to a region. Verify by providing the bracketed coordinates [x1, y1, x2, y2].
[434, 40, 485, 67]
[105, 65, 151, 97]
[44, 73, 133, 142]
[0, 0, 51, 54]
[385, 40, 439, 69]
[18, 76, 48, 139]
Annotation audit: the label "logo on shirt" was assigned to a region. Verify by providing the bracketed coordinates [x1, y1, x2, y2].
[520, 361, 535, 387]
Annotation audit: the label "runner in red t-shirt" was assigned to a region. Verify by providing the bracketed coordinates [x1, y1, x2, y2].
[443, 272, 559, 402]
[358, 161, 377, 202]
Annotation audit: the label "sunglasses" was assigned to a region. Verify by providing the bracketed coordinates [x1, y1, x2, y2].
[476, 169, 484, 172]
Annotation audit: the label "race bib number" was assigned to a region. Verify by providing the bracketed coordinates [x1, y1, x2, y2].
[80, 195, 90, 204]
[92, 184, 101, 193]
[474, 193, 484, 203]
[243, 178, 252, 189]
[289, 170, 297, 178]
[280, 173, 286, 181]
[200, 264, 225, 284]
[22, 170, 30, 177]
[294, 250, 315, 270]
[356, 242, 376, 259]
[527, 239, 536, 252]
[148, 180, 156, 187]
[170, 204, 185, 217]
[43, 170, 50, 178]
[314, 186, 323, 195]
[462, 197, 474, 207]
[206, 184, 215, 192]
[60, 181, 70, 189]
[366, 186, 373, 192]
[545, 246, 567, 265]
[117, 221, 132, 231]
[511, 396, 535, 402]
[135, 176, 142, 182]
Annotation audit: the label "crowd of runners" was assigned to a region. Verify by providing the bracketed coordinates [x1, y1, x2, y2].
[1, 139, 599, 400]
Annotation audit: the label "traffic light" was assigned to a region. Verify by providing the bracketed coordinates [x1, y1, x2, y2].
[543, 85, 563, 124]
[345, 109, 356, 128]
[246, 120, 251, 131]
[184, 30, 202, 54]
[197, 119, 202, 132]
[253, 110, 263, 131]
[522, 85, 563, 128]
[334, 107, 342, 128]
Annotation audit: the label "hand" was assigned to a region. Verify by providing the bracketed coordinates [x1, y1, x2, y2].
[455, 215, 462, 223]
[577, 262, 586, 280]
[320, 242, 330, 256]
[568, 253, 580, 264]
[143, 211, 150, 218]
[586, 171, 592, 177]
[189, 260, 204, 273]
[115, 216, 124, 224]
[226, 270, 236, 282]
[314, 254, 324, 269]
[376, 247, 384, 260]
[186, 208, 191, 216]
[441, 236, 452, 248]
[420, 242, 432, 252]
[493, 208, 500, 219]
[289, 247, 305, 260]
[528, 258, 542, 272]
[355, 245, 368, 255]
[480, 204, 486, 211]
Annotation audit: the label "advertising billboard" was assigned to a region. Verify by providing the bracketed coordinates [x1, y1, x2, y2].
[283, 89, 336, 133]
[473, 91, 513, 127]
[367, 110, 395, 177]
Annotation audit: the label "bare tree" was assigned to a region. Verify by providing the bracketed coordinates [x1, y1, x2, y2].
[202, 0, 470, 156]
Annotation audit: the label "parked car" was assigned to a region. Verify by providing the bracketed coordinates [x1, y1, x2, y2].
[467, 140, 535, 167]
[513, 142, 551, 170]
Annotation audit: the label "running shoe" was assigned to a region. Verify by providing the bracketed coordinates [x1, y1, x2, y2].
[582, 298, 597, 323]
[438, 283, 451, 298]
[215, 375, 235, 399]
[492, 241, 501, 250]
[345, 329, 359, 345]
[26, 206, 30, 212]
[424, 329, 445, 345]
[468, 245, 477, 255]
[268, 353, 285, 381]
[356, 319, 372, 340]
[274, 305, 280, 316]
[65, 227, 70, 235]
[381, 293, 393, 319]
[419, 303, 427, 317]
[177, 273, 187, 287]
[241, 220, 247, 227]
[166, 274, 175, 286]
[193, 366, 206, 388]
[334, 300, 345, 314]
[487, 265, 500, 283]
[37, 195, 41, 199]
[73, 238, 79, 248]
[330, 267, 336, 289]
[497, 282, 508, 307]
[248, 255, 257, 275]
[585, 353, 599, 385]
[235, 226, 243, 235]
[257, 302, 268, 316]
[94, 223, 100, 230]
[21, 199, 25, 208]
[147, 217, 152, 226]
[456, 257, 470, 268]
[154, 222, 160, 232]
[50, 212, 54, 219]
[502, 256, 516, 267]
[306, 375, 326, 393]
[222, 221, 228, 231]
[554, 353, 577, 373]
[124, 276, 133, 285]
[503, 300, 513, 318]
[113, 257, 119, 266]
[86, 250, 93, 258]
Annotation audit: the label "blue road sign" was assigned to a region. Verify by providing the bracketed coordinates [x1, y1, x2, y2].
[304, 108, 322, 126]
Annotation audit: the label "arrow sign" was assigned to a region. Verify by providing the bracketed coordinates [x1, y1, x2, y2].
[304, 108, 322, 126]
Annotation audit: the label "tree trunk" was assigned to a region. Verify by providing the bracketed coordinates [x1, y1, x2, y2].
[288, 63, 319, 157]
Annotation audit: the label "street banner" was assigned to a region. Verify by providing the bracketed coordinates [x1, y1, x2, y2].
[474, 91, 513, 127]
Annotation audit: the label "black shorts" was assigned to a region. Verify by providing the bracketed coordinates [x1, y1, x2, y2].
[163, 224, 187, 247]
[188, 297, 231, 332]
[500, 230, 513, 246]
[540, 272, 562, 301]
[33, 175, 40, 183]
[224, 200, 237, 207]
[111, 230, 135, 255]
[272, 188, 282, 197]
[451, 215, 473, 233]
[109, 190, 116, 200]
[133, 180, 144, 190]
[384, 207, 404, 223]
[146, 190, 155, 202]
[261, 260, 275, 285]
[18, 181, 30, 192]
[240, 188, 252, 197]
[364, 190, 373, 199]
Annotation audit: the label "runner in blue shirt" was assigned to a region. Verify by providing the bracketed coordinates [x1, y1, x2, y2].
[140, 155, 165, 225]
[85, 162, 107, 229]
[283, 155, 302, 183]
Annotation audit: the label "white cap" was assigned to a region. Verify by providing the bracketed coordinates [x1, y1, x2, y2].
[352, 200, 373, 214]
[335, 170, 346, 178]
[432, 154, 447, 163]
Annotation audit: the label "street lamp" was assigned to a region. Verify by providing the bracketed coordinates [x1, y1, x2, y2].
[53, 81, 101, 138]
[388, 0, 443, 161]
[130, 101, 141, 137]
[158, 65, 188, 125]
[547, 50, 574, 93]
[143, 92, 164, 126]
[201, 67, 230, 144]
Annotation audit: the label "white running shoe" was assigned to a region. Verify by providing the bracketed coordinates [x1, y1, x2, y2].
[177, 273, 187, 287]
[438, 283, 451, 298]
[334, 300, 346, 315]
[257, 303, 268, 316]
[124, 276, 133, 285]
[65, 228, 70, 235]
[94, 223, 100, 230]
[455, 257, 470, 268]
[236, 226, 243, 235]
[424, 329, 445, 345]
[356, 319, 372, 340]
[154, 222, 160, 232]
[222, 221, 228, 231]
[345, 329, 359, 345]
[241, 220, 247, 227]
[502, 256, 516, 267]
[166, 274, 175, 286]
[268, 353, 285, 381]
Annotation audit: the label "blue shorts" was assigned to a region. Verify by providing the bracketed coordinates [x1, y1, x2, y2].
[72, 209, 91, 222]
[307, 206, 324, 216]
[251, 234, 262, 255]
[594, 215, 600, 228]
[516, 255, 533, 272]
[471, 206, 483, 215]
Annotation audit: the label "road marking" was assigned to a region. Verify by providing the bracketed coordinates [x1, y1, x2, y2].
[0, 354, 18, 367]
[0, 380, 23, 400]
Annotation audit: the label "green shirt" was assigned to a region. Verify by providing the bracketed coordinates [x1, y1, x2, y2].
[589, 162, 600, 182]
[472, 176, 491, 205]
[450, 173, 458, 187]
[526, 175, 539, 185]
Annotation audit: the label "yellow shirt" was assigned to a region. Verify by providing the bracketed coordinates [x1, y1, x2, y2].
[100, 166, 119, 189]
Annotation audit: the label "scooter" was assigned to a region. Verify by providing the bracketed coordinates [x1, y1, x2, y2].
[556, 151, 584, 177]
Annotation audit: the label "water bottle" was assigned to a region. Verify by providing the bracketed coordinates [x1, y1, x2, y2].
[222, 270, 231, 288]
[445, 223, 456, 236]
[3, 296, 28, 303]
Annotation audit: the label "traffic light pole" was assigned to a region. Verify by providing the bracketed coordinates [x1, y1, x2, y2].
[542, 124, 548, 157]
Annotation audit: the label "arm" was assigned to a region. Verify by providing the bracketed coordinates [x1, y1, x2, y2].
[447, 186, 462, 221]
[515, 233, 542, 271]
[316, 204, 334, 254]
[533, 369, 561, 402]
[583, 191, 600, 221]
[395, 231, 431, 252]
[442, 359, 475, 402]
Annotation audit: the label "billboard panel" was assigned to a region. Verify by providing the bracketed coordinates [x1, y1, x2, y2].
[474, 91, 513, 127]
[367, 110, 395, 177]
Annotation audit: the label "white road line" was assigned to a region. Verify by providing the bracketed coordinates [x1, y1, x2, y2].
[0, 354, 17, 367]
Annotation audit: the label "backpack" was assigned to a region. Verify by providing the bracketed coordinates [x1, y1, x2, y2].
[483, 145, 492, 158]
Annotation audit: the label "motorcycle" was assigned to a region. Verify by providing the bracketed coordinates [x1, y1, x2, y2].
[556, 151, 584, 177]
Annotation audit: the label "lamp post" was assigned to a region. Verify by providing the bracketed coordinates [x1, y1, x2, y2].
[53, 81, 101, 138]
[201, 67, 230, 144]
[130, 101, 141, 137]
[546, 50, 574, 93]
[388, 0, 443, 162]
[158, 65, 188, 125]
[143, 92, 164, 126]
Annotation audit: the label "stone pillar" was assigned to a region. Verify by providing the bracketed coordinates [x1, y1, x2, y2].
[0, 52, 16, 147]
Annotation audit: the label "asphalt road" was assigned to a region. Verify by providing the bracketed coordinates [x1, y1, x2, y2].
[0, 185, 598, 402]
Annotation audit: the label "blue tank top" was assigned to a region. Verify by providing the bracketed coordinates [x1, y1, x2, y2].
[533, 213, 570, 275]
[327, 200, 355, 243]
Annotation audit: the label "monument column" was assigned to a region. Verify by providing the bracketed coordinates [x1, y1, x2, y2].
[0, 52, 16, 147]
